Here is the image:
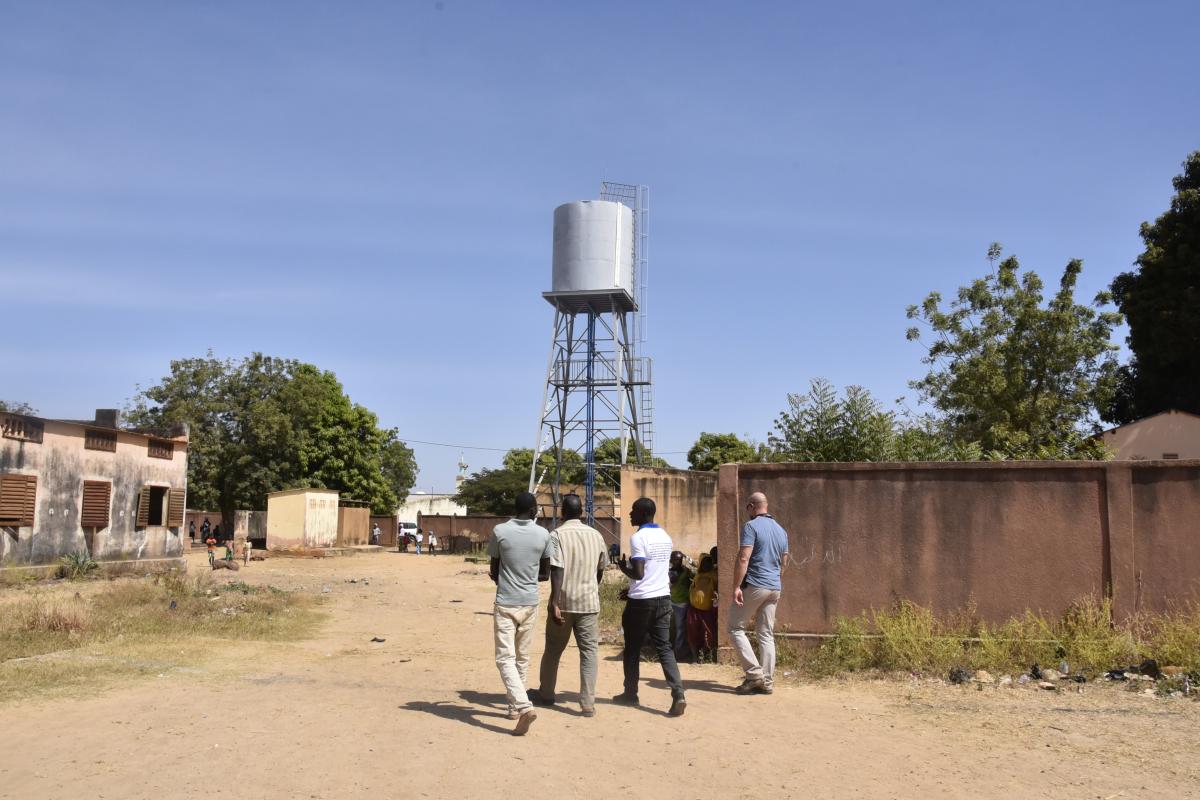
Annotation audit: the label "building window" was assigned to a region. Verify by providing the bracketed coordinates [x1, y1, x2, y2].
[0, 473, 37, 527]
[81, 480, 112, 528]
[137, 485, 184, 528]
[1163, 453, 1180, 460]
[1, 415, 43, 444]
[168, 488, 185, 527]
[147, 439, 174, 459]
[85, 429, 118, 452]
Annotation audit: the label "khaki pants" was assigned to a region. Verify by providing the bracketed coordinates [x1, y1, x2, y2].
[727, 586, 782, 687]
[537, 611, 600, 708]
[494, 603, 538, 714]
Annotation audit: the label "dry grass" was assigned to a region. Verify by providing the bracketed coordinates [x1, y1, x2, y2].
[598, 576, 628, 636]
[785, 596, 1199, 679]
[0, 571, 324, 702]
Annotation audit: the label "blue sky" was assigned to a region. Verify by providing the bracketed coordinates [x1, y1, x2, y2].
[3, 1, 1198, 491]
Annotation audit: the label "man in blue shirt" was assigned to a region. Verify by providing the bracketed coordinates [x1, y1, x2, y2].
[727, 491, 790, 695]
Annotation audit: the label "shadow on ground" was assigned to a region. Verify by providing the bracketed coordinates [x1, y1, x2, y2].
[400, 690, 514, 735]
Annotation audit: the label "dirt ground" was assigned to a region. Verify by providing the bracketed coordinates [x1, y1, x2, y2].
[2, 550, 1198, 800]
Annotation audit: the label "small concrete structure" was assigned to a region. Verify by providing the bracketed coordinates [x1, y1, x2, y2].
[1, 408, 189, 577]
[397, 492, 466, 524]
[618, 465, 718, 559]
[266, 488, 338, 551]
[1102, 409, 1200, 460]
[336, 502, 370, 547]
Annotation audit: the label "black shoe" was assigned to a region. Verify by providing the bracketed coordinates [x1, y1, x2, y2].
[668, 696, 687, 717]
[735, 678, 767, 695]
[611, 692, 639, 706]
[527, 689, 556, 707]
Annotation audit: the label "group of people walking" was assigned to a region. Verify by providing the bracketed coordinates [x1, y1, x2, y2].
[486, 489, 789, 736]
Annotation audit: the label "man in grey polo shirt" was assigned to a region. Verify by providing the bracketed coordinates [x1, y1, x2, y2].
[488, 491, 553, 735]
[728, 491, 790, 695]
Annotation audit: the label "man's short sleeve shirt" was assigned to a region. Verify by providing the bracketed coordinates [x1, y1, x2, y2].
[548, 519, 608, 614]
[627, 524, 673, 599]
[488, 518, 552, 606]
[740, 514, 789, 591]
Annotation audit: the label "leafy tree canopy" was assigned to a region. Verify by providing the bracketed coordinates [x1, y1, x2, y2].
[1107, 151, 1200, 422]
[767, 379, 984, 462]
[0, 400, 37, 415]
[906, 245, 1120, 459]
[453, 439, 670, 512]
[502, 447, 585, 485]
[452, 465, 531, 516]
[126, 352, 417, 516]
[687, 432, 762, 471]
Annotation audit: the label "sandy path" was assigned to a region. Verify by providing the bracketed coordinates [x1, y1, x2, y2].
[1, 551, 1197, 800]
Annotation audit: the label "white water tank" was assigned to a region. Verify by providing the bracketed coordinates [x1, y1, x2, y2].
[551, 200, 634, 296]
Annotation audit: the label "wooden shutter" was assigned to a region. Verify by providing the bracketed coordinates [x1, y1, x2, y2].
[136, 486, 151, 528]
[167, 488, 185, 527]
[81, 480, 112, 528]
[0, 474, 37, 527]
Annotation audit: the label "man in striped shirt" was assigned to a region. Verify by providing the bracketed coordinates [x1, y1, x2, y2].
[528, 494, 608, 717]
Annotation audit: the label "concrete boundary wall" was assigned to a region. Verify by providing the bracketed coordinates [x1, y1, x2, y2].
[418, 514, 622, 550]
[619, 466, 718, 558]
[716, 460, 1200, 641]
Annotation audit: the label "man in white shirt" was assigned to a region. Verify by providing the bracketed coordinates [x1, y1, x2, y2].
[613, 497, 686, 717]
[429, 533, 438, 555]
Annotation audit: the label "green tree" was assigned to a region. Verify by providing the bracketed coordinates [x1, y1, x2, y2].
[1107, 151, 1200, 423]
[0, 400, 37, 415]
[127, 353, 416, 518]
[906, 244, 1121, 459]
[687, 432, 761, 470]
[593, 437, 671, 488]
[452, 467, 529, 516]
[502, 447, 585, 485]
[380, 433, 419, 506]
[768, 379, 901, 461]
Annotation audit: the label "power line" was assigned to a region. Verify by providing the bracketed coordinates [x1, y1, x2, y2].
[396, 435, 689, 456]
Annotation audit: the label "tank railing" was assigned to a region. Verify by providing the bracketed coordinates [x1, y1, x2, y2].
[552, 356, 651, 386]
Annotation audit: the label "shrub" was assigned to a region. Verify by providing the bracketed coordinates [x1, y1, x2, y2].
[59, 551, 98, 581]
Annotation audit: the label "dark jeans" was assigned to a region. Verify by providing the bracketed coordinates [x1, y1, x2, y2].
[621, 596, 685, 700]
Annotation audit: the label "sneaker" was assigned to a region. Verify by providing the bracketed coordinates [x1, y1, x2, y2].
[611, 692, 639, 706]
[760, 683, 774, 695]
[580, 705, 596, 718]
[512, 709, 537, 736]
[527, 689, 556, 707]
[668, 696, 687, 717]
[735, 678, 767, 695]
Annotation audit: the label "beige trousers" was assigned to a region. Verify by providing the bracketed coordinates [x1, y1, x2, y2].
[727, 586, 782, 687]
[494, 603, 538, 714]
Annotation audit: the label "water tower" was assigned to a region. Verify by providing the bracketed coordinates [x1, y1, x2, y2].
[530, 182, 653, 538]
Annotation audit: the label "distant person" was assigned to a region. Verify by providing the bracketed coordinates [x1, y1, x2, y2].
[371, 523, 381, 546]
[415, 529, 423, 555]
[487, 492, 552, 735]
[397, 526, 405, 553]
[668, 551, 694, 662]
[614, 497, 686, 716]
[188, 520, 196, 542]
[205, 536, 217, 567]
[200, 517, 211, 538]
[608, 542, 620, 564]
[728, 491, 790, 695]
[243, 539, 253, 566]
[429, 533, 438, 555]
[687, 554, 719, 661]
[528, 494, 607, 717]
